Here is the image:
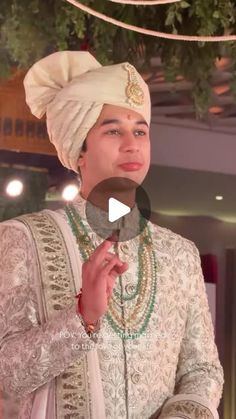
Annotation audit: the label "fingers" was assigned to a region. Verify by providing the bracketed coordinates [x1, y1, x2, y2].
[105, 261, 129, 298]
[114, 262, 129, 274]
[102, 255, 123, 275]
[109, 262, 129, 280]
[106, 284, 113, 298]
[88, 234, 117, 266]
[106, 271, 117, 298]
[102, 256, 129, 279]
[104, 252, 117, 261]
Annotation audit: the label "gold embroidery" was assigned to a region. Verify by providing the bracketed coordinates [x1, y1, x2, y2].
[124, 63, 144, 106]
[161, 400, 214, 419]
[19, 211, 92, 419]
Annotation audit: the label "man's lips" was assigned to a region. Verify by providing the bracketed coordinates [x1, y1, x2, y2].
[118, 162, 143, 171]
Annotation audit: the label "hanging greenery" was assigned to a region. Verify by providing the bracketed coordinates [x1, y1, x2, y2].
[0, 0, 236, 115]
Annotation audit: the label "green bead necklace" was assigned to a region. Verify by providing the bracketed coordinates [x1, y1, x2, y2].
[65, 203, 157, 340]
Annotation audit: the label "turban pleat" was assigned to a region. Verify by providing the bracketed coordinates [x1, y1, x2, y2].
[47, 101, 103, 171]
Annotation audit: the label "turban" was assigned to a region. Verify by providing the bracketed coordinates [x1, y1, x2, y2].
[24, 51, 151, 173]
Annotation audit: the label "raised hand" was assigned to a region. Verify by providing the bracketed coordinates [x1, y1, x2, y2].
[79, 234, 128, 324]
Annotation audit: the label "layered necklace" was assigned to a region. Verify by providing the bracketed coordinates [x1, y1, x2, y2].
[65, 203, 157, 340]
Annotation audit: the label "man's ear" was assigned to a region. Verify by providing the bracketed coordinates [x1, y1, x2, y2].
[78, 152, 85, 169]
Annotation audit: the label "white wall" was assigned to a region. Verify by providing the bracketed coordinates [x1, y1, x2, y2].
[150, 212, 236, 252]
[150, 117, 236, 176]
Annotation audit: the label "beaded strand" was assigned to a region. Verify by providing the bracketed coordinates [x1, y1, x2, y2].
[65, 203, 157, 339]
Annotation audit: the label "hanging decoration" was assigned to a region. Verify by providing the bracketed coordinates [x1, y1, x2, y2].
[108, 0, 180, 4]
[66, 0, 236, 42]
[0, 0, 236, 115]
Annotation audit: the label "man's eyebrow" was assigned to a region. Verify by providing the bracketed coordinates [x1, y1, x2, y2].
[99, 118, 148, 127]
[136, 120, 148, 127]
[100, 119, 120, 126]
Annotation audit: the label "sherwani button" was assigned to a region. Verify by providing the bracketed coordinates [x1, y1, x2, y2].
[131, 372, 140, 384]
[125, 284, 135, 295]
[120, 243, 129, 254]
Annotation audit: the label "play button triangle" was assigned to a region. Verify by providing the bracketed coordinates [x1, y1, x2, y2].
[108, 197, 131, 222]
[85, 177, 151, 241]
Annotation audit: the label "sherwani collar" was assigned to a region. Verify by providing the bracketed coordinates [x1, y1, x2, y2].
[72, 192, 142, 242]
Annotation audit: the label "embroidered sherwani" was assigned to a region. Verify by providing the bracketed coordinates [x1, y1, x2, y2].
[0, 195, 224, 419]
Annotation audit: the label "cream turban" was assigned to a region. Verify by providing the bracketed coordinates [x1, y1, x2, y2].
[24, 51, 151, 173]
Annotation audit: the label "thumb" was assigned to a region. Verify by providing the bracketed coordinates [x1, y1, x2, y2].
[110, 262, 128, 278]
[116, 262, 128, 274]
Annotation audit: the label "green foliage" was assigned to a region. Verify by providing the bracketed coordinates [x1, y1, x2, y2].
[0, 0, 236, 115]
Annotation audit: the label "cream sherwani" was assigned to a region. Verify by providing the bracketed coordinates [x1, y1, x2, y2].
[0, 194, 223, 418]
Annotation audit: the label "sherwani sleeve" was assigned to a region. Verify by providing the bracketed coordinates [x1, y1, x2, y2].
[0, 220, 98, 399]
[159, 241, 224, 419]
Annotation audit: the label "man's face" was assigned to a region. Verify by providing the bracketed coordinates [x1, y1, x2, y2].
[78, 104, 150, 194]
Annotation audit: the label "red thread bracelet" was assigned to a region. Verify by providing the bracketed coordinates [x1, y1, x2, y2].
[75, 288, 83, 314]
[75, 288, 99, 336]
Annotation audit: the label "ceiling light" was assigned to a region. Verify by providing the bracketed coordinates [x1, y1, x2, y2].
[208, 106, 224, 114]
[215, 195, 223, 201]
[6, 179, 24, 197]
[62, 184, 79, 201]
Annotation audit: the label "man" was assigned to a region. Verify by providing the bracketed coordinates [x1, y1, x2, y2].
[0, 51, 223, 419]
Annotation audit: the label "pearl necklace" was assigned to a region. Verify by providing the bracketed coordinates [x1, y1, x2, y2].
[66, 203, 157, 339]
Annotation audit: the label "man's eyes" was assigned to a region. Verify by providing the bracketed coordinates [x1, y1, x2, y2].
[135, 130, 146, 136]
[106, 129, 120, 135]
[105, 129, 147, 136]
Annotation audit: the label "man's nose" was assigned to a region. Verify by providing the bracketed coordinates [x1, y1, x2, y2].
[121, 133, 139, 152]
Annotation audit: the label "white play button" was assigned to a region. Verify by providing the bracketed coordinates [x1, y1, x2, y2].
[108, 197, 131, 222]
[85, 177, 151, 241]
